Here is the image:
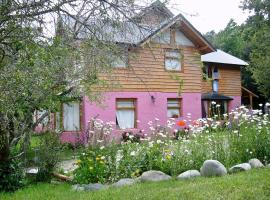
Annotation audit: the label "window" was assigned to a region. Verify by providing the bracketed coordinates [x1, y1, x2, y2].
[55, 112, 61, 131]
[34, 110, 49, 125]
[212, 66, 219, 79]
[167, 99, 181, 118]
[208, 100, 228, 117]
[112, 46, 128, 68]
[213, 80, 219, 93]
[63, 102, 80, 131]
[116, 99, 136, 129]
[165, 50, 181, 71]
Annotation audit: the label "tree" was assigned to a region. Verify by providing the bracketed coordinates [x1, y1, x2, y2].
[0, 0, 151, 188]
[241, 0, 270, 99]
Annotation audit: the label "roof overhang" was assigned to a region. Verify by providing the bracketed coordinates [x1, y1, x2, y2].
[202, 93, 233, 101]
[202, 49, 249, 66]
[242, 86, 259, 98]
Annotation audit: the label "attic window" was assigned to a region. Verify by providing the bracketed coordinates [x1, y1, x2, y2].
[165, 49, 182, 71]
[112, 46, 128, 68]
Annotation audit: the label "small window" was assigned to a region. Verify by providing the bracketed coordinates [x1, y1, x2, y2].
[167, 99, 181, 118]
[112, 47, 128, 68]
[34, 110, 49, 125]
[209, 100, 228, 118]
[116, 99, 136, 129]
[213, 80, 219, 93]
[165, 50, 181, 71]
[63, 102, 80, 131]
[55, 112, 61, 131]
[212, 66, 219, 79]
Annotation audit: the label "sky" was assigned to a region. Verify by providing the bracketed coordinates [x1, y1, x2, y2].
[168, 0, 250, 34]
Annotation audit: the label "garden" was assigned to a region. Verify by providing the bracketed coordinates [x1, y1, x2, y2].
[1, 104, 270, 199]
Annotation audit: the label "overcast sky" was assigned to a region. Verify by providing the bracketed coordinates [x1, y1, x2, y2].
[168, 0, 250, 34]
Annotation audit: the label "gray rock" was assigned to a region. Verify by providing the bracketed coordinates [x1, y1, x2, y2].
[267, 164, 270, 168]
[229, 163, 251, 173]
[140, 170, 171, 182]
[113, 178, 136, 187]
[177, 170, 201, 180]
[200, 160, 227, 177]
[72, 184, 85, 191]
[72, 183, 106, 192]
[249, 158, 264, 168]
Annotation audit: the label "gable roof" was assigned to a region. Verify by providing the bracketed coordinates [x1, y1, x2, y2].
[201, 49, 249, 66]
[60, 1, 215, 53]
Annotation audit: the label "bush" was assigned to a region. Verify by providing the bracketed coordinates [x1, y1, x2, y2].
[35, 131, 62, 182]
[0, 159, 25, 192]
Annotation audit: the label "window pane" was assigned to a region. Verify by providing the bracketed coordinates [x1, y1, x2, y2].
[165, 59, 181, 70]
[116, 110, 135, 129]
[165, 50, 180, 58]
[213, 80, 219, 92]
[63, 102, 80, 131]
[117, 100, 134, 108]
[167, 100, 179, 107]
[167, 108, 180, 118]
[36, 110, 49, 124]
[113, 57, 127, 68]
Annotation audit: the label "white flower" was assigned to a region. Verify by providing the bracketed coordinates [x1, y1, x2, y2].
[100, 146, 105, 150]
[259, 104, 263, 107]
[266, 102, 270, 107]
[211, 101, 216, 105]
[216, 104, 221, 108]
[130, 151, 136, 156]
[233, 130, 238, 134]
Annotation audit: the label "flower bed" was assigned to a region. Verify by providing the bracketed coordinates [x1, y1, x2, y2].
[73, 105, 270, 184]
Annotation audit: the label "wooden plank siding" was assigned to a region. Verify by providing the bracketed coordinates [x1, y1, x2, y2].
[102, 43, 203, 93]
[202, 65, 242, 96]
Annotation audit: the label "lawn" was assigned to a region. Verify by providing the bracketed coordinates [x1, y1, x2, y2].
[1, 169, 270, 200]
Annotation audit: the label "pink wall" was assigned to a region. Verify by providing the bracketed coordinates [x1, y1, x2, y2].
[59, 93, 242, 144]
[229, 96, 241, 112]
[80, 92, 201, 142]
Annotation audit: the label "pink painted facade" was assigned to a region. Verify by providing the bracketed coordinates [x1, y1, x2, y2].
[59, 92, 242, 143]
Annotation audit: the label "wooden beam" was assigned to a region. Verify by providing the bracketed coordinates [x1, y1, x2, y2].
[249, 94, 253, 109]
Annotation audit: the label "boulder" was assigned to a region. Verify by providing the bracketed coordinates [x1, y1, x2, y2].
[177, 170, 201, 180]
[140, 170, 171, 182]
[112, 178, 136, 187]
[72, 184, 85, 191]
[229, 163, 251, 173]
[200, 160, 227, 177]
[249, 158, 264, 168]
[72, 183, 106, 191]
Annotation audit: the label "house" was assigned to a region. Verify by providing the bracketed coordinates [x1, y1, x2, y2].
[53, 1, 250, 143]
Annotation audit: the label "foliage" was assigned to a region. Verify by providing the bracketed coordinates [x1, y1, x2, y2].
[0, 159, 25, 192]
[74, 105, 270, 184]
[34, 131, 63, 182]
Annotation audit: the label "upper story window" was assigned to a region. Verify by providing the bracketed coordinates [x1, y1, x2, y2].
[63, 102, 80, 131]
[112, 46, 128, 68]
[167, 98, 181, 118]
[116, 99, 136, 129]
[165, 49, 182, 71]
[212, 66, 219, 79]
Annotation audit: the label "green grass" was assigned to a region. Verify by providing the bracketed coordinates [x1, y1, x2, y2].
[1, 169, 270, 200]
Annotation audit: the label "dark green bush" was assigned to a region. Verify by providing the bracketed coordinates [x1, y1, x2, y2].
[0, 159, 25, 192]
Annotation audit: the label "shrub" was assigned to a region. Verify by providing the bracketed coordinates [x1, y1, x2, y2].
[35, 131, 62, 182]
[0, 159, 25, 192]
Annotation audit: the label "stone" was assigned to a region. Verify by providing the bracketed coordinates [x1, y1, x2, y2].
[26, 167, 39, 174]
[229, 163, 251, 173]
[177, 170, 201, 180]
[72, 184, 85, 191]
[140, 170, 171, 182]
[58, 159, 78, 174]
[84, 183, 106, 191]
[267, 164, 270, 168]
[200, 160, 227, 177]
[72, 183, 106, 192]
[112, 178, 136, 187]
[248, 158, 264, 168]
